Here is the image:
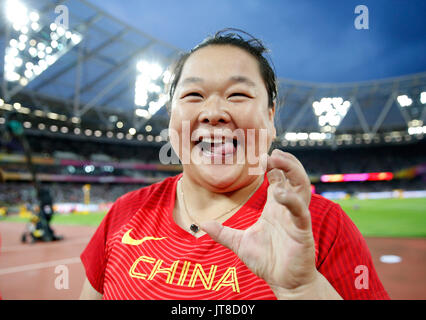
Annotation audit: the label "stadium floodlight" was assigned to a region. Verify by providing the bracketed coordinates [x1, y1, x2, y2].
[135, 108, 151, 119]
[312, 97, 351, 132]
[162, 70, 172, 84]
[397, 95, 413, 107]
[3, 0, 83, 88]
[284, 131, 331, 142]
[420, 92, 426, 104]
[284, 132, 297, 141]
[108, 115, 118, 123]
[136, 61, 163, 79]
[309, 132, 327, 140]
[5, 0, 29, 27]
[135, 60, 168, 119]
[408, 126, 425, 135]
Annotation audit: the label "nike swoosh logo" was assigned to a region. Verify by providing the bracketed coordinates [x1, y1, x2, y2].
[121, 228, 167, 246]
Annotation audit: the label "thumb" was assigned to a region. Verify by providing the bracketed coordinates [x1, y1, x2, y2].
[200, 221, 243, 254]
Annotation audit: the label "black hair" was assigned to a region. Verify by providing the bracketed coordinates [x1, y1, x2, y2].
[166, 28, 278, 111]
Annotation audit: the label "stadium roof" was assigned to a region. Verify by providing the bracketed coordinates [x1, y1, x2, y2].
[1, 0, 425, 149]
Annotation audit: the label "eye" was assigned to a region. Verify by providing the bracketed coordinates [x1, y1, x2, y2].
[181, 92, 204, 102]
[228, 92, 251, 100]
[183, 92, 203, 98]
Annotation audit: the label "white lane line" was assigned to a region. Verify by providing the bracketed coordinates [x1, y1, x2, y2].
[379, 255, 402, 264]
[0, 257, 81, 276]
[1, 237, 91, 253]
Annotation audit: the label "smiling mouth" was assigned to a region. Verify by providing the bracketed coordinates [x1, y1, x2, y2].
[194, 136, 239, 157]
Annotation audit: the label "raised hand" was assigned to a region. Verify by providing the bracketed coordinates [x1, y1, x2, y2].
[201, 149, 341, 299]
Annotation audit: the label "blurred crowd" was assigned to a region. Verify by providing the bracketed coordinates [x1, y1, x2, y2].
[0, 182, 143, 207]
[1, 133, 425, 207]
[1, 134, 425, 173]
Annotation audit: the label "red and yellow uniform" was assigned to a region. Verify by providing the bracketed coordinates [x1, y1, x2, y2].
[81, 173, 389, 300]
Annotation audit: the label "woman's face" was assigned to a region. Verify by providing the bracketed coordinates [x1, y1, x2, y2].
[169, 45, 276, 192]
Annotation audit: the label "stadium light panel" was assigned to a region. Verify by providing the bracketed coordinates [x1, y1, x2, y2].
[397, 95, 413, 107]
[3, 1, 83, 87]
[108, 115, 118, 122]
[421, 92, 426, 104]
[135, 60, 168, 118]
[135, 108, 150, 119]
[162, 70, 172, 84]
[408, 126, 425, 135]
[5, 0, 29, 26]
[309, 132, 326, 140]
[312, 97, 351, 132]
[284, 132, 298, 141]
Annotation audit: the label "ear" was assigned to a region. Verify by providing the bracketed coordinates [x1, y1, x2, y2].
[268, 102, 276, 140]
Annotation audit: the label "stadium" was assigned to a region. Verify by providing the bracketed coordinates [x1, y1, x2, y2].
[0, 0, 425, 301]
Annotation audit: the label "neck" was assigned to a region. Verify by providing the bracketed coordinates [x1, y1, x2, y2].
[179, 173, 264, 222]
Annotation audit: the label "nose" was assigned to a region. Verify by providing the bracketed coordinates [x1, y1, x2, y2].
[197, 97, 231, 125]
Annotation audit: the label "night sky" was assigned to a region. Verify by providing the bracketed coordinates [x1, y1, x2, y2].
[89, 0, 426, 83]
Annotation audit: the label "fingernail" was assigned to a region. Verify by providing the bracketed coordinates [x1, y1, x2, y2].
[267, 168, 283, 184]
[272, 149, 285, 157]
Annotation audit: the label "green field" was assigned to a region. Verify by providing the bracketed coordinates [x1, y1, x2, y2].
[1, 198, 426, 238]
[335, 197, 426, 238]
[1, 211, 107, 226]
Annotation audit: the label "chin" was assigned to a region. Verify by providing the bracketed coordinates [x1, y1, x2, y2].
[188, 162, 247, 191]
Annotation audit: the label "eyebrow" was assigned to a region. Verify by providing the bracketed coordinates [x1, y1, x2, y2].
[181, 76, 256, 87]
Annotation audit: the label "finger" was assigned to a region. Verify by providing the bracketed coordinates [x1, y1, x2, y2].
[200, 220, 244, 254]
[266, 167, 286, 186]
[266, 168, 287, 207]
[273, 187, 312, 231]
[267, 149, 309, 187]
[266, 169, 311, 230]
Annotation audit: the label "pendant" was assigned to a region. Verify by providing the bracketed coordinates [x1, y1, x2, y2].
[190, 224, 199, 233]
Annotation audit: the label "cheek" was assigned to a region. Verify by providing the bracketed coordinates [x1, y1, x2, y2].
[169, 109, 195, 160]
[231, 105, 270, 133]
[233, 107, 274, 154]
[168, 110, 183, 157]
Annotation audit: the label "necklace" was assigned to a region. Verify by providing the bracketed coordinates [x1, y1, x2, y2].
[177, 178, 260, 234]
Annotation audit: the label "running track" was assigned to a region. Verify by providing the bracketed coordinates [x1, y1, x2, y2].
[0, 222, 425, 300]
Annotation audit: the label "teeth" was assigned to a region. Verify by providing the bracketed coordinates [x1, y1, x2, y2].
[199, 137, 232, 144]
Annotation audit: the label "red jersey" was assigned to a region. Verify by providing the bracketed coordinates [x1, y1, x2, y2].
[81, 173, 389, 300]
